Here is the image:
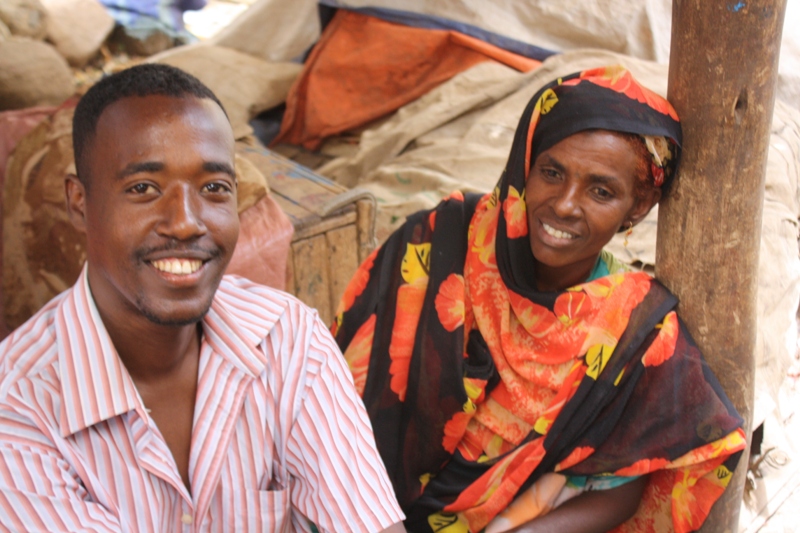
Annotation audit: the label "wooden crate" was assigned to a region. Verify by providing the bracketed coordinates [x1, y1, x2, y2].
[236, 144, 376, 326]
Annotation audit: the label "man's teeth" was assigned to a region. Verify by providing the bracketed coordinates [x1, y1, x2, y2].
[542, 222, 576, 240]
[151, 259, 203, 275]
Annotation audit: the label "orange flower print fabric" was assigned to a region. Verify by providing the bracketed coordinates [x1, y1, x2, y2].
[502, 186, 527, 238]
[389, 278, 427, 401]
[642, 311, 679, 367]
[332, 67, 743, 533]
[555, 446, 595, 472]
[435, 274, 466, 332]
[342, 314, 376, 396]
[579, 65, 680, 120]
[441, 377, 489, 453]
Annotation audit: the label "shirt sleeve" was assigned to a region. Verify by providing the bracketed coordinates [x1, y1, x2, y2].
[0, 408, 123, 532]
[283, 311, 405, 533]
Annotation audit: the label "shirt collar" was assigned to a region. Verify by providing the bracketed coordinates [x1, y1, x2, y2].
[200, 277, 275, 378]
[56, 267, 143, 438]
[57, 268, 276, 438]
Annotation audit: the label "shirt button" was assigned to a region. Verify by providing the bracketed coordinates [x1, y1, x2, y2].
[181, 513, 193, 525]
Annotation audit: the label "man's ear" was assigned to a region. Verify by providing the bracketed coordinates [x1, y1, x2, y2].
[628, 187, 662, 227]
[65, 174, 87, 234]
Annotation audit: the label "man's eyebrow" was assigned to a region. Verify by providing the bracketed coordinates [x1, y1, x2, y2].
[203, 161, 236, 178]
[117, 161, 164, 179]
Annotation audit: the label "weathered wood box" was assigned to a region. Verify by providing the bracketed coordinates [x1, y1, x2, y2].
[237, 144, 375, 326]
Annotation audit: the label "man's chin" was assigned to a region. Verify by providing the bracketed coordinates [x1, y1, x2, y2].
[137, 301, 213, 327]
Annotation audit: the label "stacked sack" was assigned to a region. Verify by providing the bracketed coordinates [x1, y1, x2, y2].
[0, 0, 117, 111]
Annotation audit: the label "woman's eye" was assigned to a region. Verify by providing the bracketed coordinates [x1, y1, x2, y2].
[540, 168, 560, 181]
[593, 187, 613, 199]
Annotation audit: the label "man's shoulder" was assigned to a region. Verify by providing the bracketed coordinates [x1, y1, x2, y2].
[217, 275, 312, 311]
[0, 291, 66, 396]
[214, 275, 323, 331]
[213, 276, 340, 382]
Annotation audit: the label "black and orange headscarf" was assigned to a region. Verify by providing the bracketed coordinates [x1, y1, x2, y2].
[333, 66, 744, 533]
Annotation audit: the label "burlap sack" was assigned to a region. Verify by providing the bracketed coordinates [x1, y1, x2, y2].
[42, 0, 115, 67]
[151, 44, 302, 139]
[0, 38, 74, 111]
[0, 106, 60, 338]
[0, 0, 47, 40]
[3, 105, 81, 329]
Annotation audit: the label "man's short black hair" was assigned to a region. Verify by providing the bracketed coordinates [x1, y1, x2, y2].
[72, 63, 227, 187]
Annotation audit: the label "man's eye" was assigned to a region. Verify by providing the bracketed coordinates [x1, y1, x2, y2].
[128, 183, 155, 194]
[204, 182, 232, 194]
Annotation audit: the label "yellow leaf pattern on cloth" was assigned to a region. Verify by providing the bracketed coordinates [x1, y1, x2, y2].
[534, 416, 552, 435]
[585, 343, 614, 380]
[712, 465, 733, 488]
[538, 88, 558, 114]
[420, 472, 432, 491]
[401, 243, 431, 284]
[428, 513, 469, 533]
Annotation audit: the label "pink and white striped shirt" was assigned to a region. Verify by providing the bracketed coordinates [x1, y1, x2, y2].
[0, 269, 404, 532]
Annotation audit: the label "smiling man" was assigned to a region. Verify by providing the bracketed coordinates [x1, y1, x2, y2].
[0, 64, 406, 532]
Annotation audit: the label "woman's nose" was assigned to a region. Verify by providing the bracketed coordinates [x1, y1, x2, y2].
[157, 186, 207, 240]
[552, 183, 581, 218]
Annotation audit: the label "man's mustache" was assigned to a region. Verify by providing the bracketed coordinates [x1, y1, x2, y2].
[134, 240, 222, 262]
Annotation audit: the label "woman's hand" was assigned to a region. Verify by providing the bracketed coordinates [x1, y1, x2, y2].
[507, 475, 648, 533]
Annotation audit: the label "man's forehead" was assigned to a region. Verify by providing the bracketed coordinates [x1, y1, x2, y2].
[97, 94, 227, 130]
[89, 94, 235, 158]
[80, 94, 235, 183]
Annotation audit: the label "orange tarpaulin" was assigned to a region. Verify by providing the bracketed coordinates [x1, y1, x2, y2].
[274, 10, 541, 150]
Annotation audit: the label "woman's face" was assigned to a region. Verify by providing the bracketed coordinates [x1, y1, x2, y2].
[524, 130, 660, 290]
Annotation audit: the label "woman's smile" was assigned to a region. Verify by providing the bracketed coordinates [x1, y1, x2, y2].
[540, 220, 579, 242]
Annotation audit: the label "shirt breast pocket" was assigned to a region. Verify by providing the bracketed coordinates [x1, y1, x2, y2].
[233, 488, 292, 532]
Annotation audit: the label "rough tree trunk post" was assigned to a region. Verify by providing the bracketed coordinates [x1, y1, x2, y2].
[657, 0, 787, 531]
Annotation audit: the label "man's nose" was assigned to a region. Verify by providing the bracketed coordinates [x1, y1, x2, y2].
[157, 186, 207, 240]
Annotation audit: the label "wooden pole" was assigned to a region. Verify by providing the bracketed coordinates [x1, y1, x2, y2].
[657, 0, 787, 531]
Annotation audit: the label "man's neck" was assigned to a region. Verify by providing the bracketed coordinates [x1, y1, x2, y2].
[89, 287, 203, 495]
[109, 320, 202, 384]
[86, 291, 202, 384]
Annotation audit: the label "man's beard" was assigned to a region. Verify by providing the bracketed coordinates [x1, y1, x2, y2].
[137, 300, 214, 327]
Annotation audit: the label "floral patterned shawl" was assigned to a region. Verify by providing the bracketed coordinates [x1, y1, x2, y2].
[332, 66, 745, 533]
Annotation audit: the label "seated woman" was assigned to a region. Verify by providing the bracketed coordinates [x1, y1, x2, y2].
[331, 66, 746, 533]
